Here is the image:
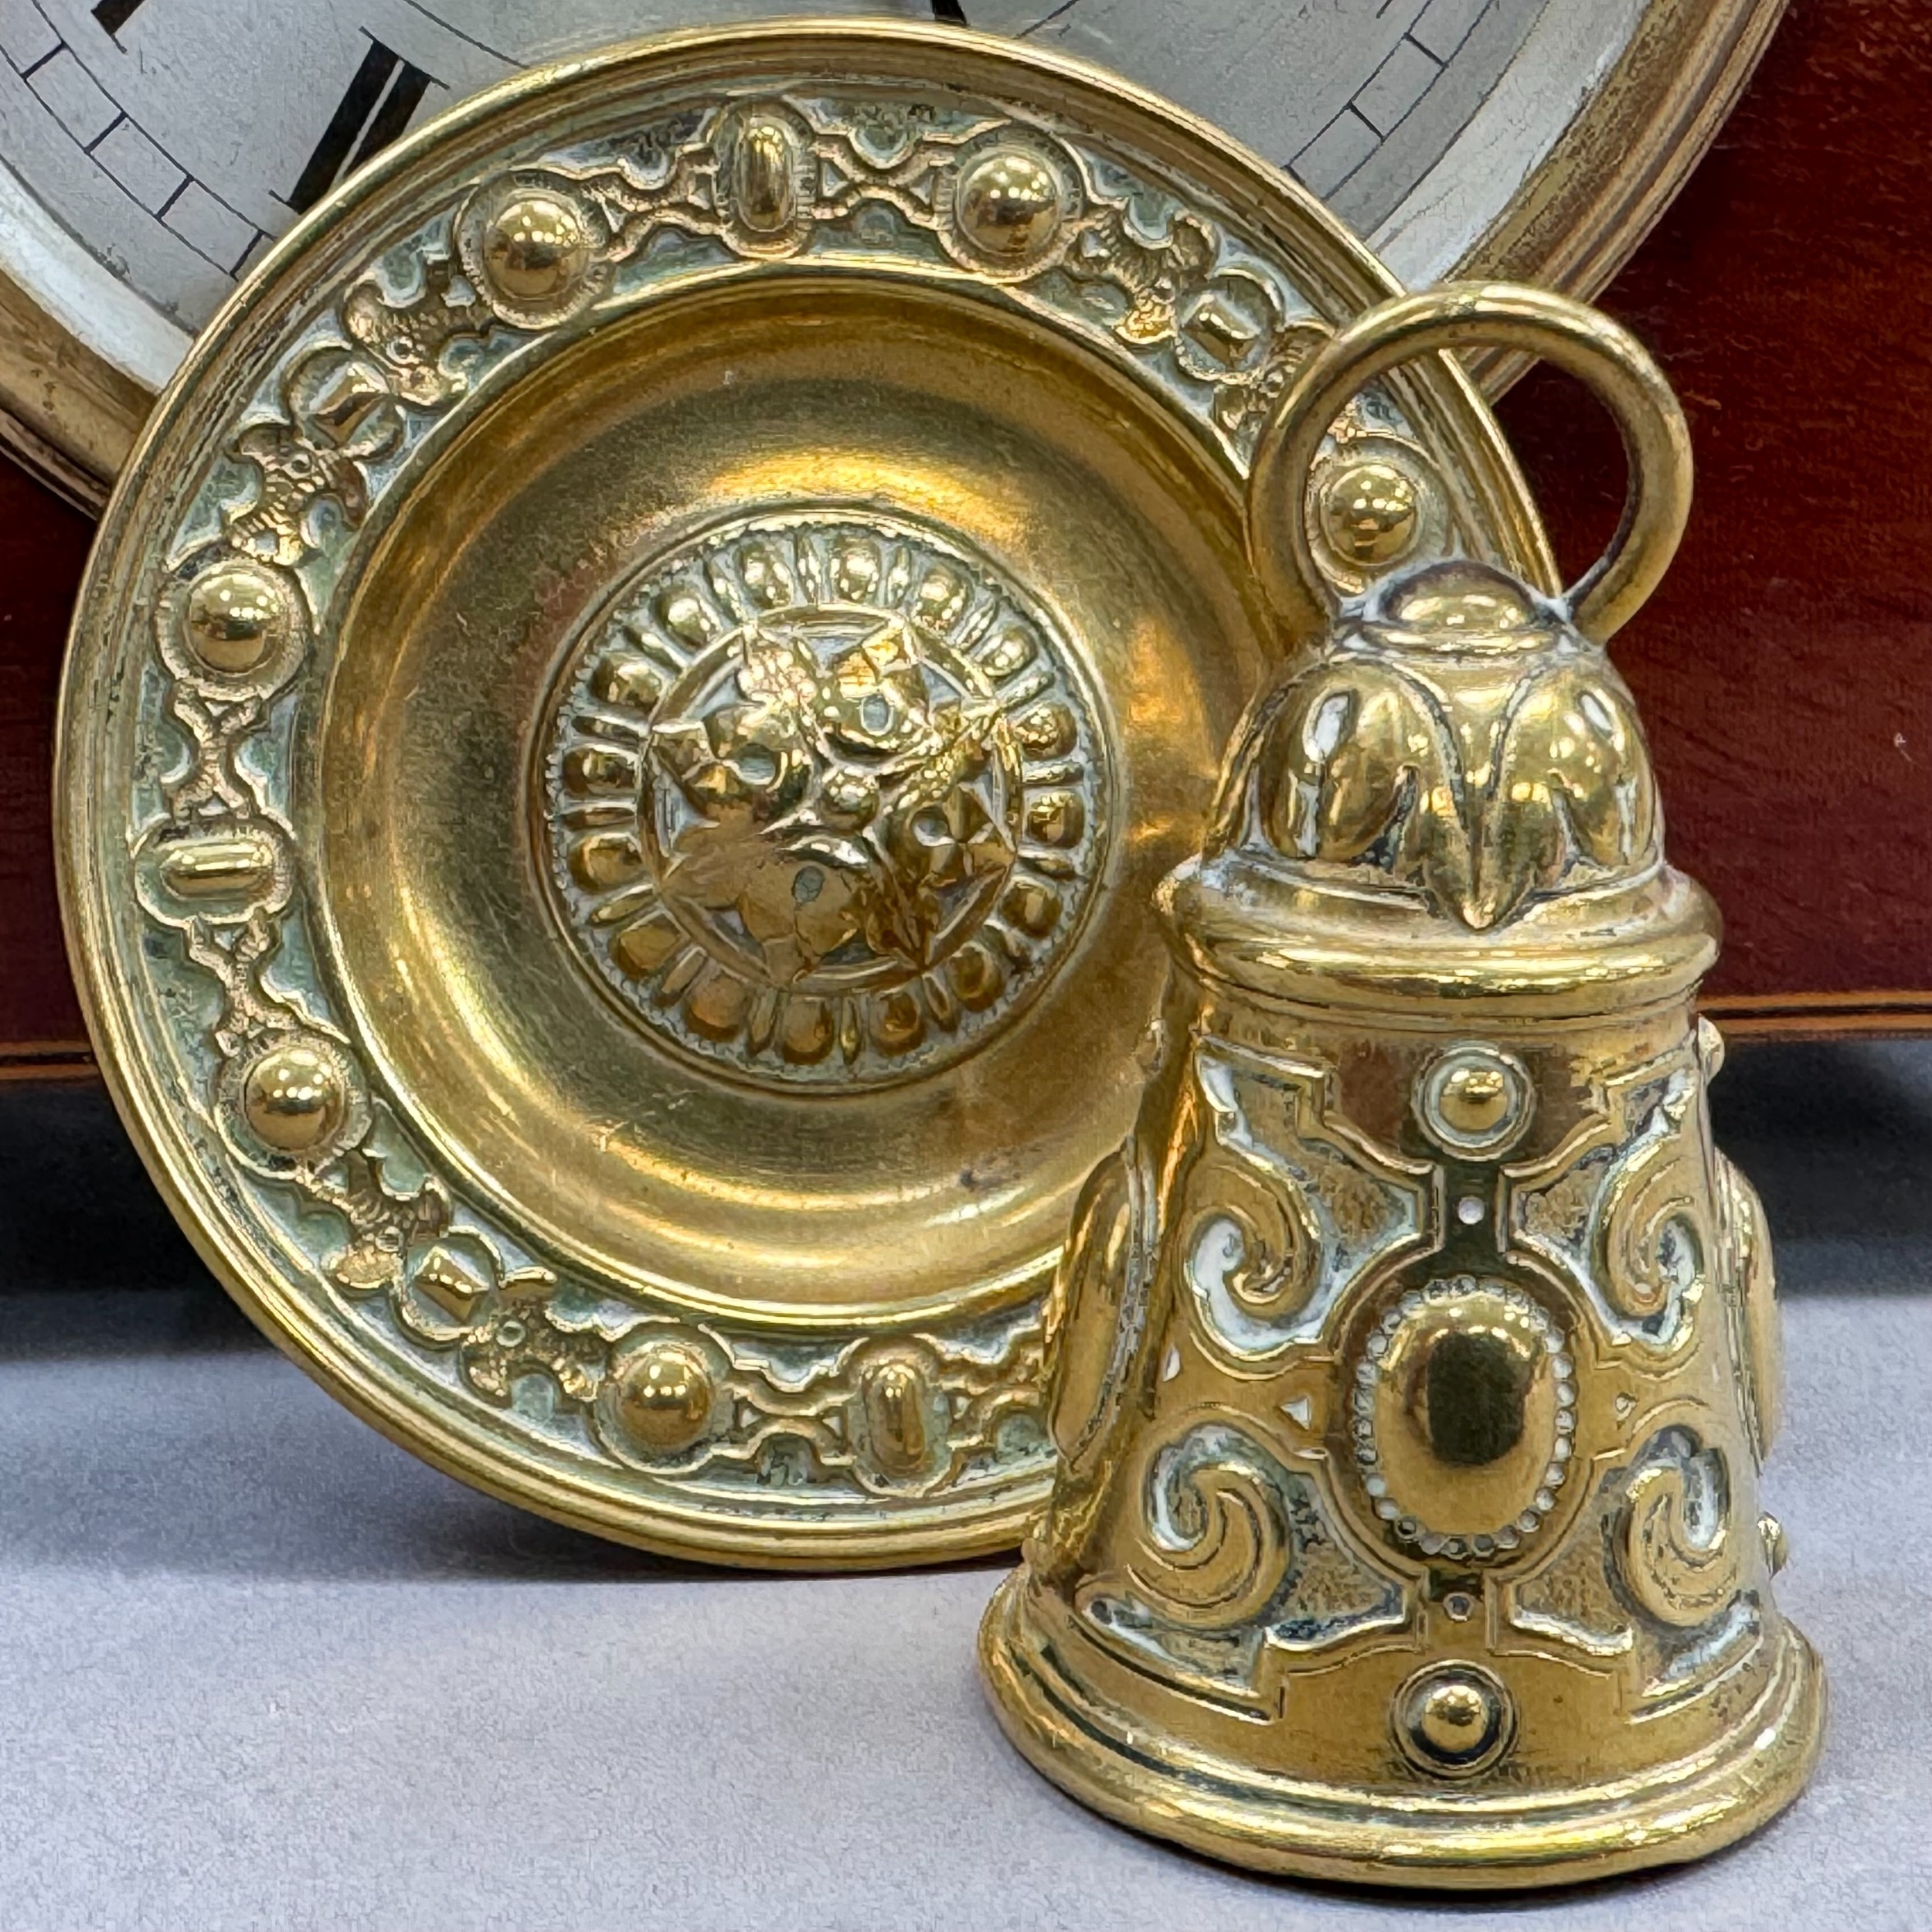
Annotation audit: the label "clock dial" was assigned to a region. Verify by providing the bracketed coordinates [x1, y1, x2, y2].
[0, 0, 1784, 502]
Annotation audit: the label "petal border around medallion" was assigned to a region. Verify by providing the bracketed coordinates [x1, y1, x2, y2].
[57, 25, 1552, 1567]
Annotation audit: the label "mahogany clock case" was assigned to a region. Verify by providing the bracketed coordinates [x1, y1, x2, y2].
[4, 0, 1931, 1079]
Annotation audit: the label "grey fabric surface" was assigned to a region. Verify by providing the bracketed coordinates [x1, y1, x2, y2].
[2, 1042, 1930, 1930]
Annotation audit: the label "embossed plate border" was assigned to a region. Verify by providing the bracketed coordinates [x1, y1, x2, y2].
[58, 23, 1552, 1567]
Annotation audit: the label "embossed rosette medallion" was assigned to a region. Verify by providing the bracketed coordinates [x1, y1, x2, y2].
[57, 27, 1549, 1566]
[541, 512, 1107, 1087]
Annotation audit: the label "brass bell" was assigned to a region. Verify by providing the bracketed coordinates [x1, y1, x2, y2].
[980, 285, 1825, 1888]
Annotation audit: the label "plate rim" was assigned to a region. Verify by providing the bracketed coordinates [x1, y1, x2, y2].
[56, 18, 1548, 1566]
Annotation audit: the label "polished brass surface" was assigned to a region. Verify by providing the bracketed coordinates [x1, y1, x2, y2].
[981, 283, 1824, 1879]
[57, 27, 1555, 1568]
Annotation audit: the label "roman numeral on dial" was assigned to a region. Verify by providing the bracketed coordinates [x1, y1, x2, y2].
[90, 0, 148, 34]
[287, 37, 440, 216]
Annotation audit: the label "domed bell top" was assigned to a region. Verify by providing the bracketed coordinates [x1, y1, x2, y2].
[1168, 546, 1716, 1020]
[1167, 281, 1725, 1023]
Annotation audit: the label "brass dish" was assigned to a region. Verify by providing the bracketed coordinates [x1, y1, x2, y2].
[58, 23, 1553, 1567]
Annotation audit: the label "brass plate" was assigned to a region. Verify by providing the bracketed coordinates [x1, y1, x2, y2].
[59, 24, 1553, 1566]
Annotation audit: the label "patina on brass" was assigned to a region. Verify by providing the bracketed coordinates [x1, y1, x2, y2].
[981, 284, 1825, 1879]
[56, 27, 1556, 1568]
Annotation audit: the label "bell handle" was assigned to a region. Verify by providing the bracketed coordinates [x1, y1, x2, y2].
[1247, 281, 1693, 645]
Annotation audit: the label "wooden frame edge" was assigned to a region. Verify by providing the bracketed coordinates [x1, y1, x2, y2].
[0, 1039, 97, 1083]
[1701, 992, 1932, 1043]
[6, 987, 1930, 1088]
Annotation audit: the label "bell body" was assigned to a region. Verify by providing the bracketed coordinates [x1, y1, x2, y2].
[981, 559, 1823, 1887]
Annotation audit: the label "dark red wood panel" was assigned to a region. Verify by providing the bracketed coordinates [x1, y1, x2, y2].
[1497, 0, 1932, 1017]
[0, 452, 90, 1060]
[2, 0, 1929, 1065]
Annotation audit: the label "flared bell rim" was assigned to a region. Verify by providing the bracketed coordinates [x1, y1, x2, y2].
[979, 1568, 1825, 1891]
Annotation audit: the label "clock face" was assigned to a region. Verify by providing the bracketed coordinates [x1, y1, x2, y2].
[0, 0, 1781, 500]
